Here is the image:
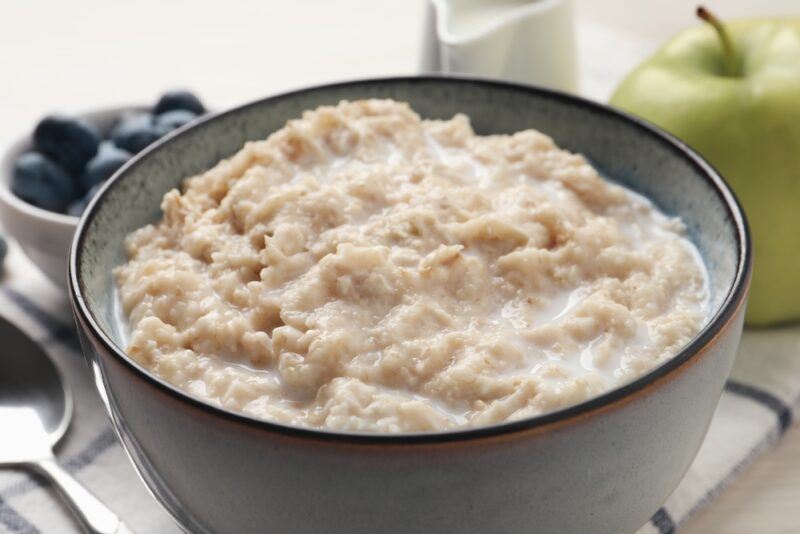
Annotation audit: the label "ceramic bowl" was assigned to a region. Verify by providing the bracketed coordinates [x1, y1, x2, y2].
[69, 77, 751, 534]
[0, 107, 149, 289]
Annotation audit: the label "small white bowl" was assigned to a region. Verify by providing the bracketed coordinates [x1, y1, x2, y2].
[0, 106, 144, 289]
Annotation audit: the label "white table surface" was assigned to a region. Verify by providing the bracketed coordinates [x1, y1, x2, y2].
[1, 1, 798, 532]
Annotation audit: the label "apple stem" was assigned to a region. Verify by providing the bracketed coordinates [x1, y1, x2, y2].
[697, 6, 738, 76]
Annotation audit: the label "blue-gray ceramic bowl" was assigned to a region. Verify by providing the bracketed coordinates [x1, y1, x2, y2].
[69, 77, 751, 534]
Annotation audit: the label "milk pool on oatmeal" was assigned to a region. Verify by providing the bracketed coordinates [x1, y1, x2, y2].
[115, 99, 709, 433]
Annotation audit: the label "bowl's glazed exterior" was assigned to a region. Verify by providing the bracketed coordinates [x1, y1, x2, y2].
[70, 77, 751, 534]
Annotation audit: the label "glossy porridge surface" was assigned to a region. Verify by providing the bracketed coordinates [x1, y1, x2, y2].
[115, 99, 708, 433]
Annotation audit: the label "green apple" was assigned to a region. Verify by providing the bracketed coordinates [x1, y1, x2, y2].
[610, 7, 800, 326]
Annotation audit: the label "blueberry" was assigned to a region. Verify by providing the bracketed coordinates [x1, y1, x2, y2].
[67, 183, 102, 217]
[110, 113, 168, 154]
[67, 196, 88, 217]
[33, 115, 100, 175]
[154, 90, 205, 115]
[80, 141, 131, 191]
[67, 201, 85, 217]
[155, 109, 198, 131]
[12, 152, 81, 212]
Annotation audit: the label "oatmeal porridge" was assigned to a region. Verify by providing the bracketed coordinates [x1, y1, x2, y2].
[115, 99, 708, 433]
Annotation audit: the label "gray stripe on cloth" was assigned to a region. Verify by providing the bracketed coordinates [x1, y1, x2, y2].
[0, 497, 39, 534]
[0, 287, 80, 354]
[724, 380, 794, 433]
[63, 428, 118, 471]
[650, 507, 676, 534]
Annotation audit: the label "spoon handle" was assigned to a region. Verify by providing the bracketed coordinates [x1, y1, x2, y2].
[34, 457, 134, 534]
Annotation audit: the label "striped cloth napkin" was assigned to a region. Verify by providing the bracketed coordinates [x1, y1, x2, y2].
[1, 20, 798, 534]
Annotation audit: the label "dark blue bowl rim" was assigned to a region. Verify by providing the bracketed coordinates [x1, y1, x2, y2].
[69, 75, 752, 445]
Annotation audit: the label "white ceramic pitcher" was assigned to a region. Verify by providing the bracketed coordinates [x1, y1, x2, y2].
[421, 0, 578, 92]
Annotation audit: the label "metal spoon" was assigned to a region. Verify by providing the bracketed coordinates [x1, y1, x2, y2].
[0, 316, 132, 533]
